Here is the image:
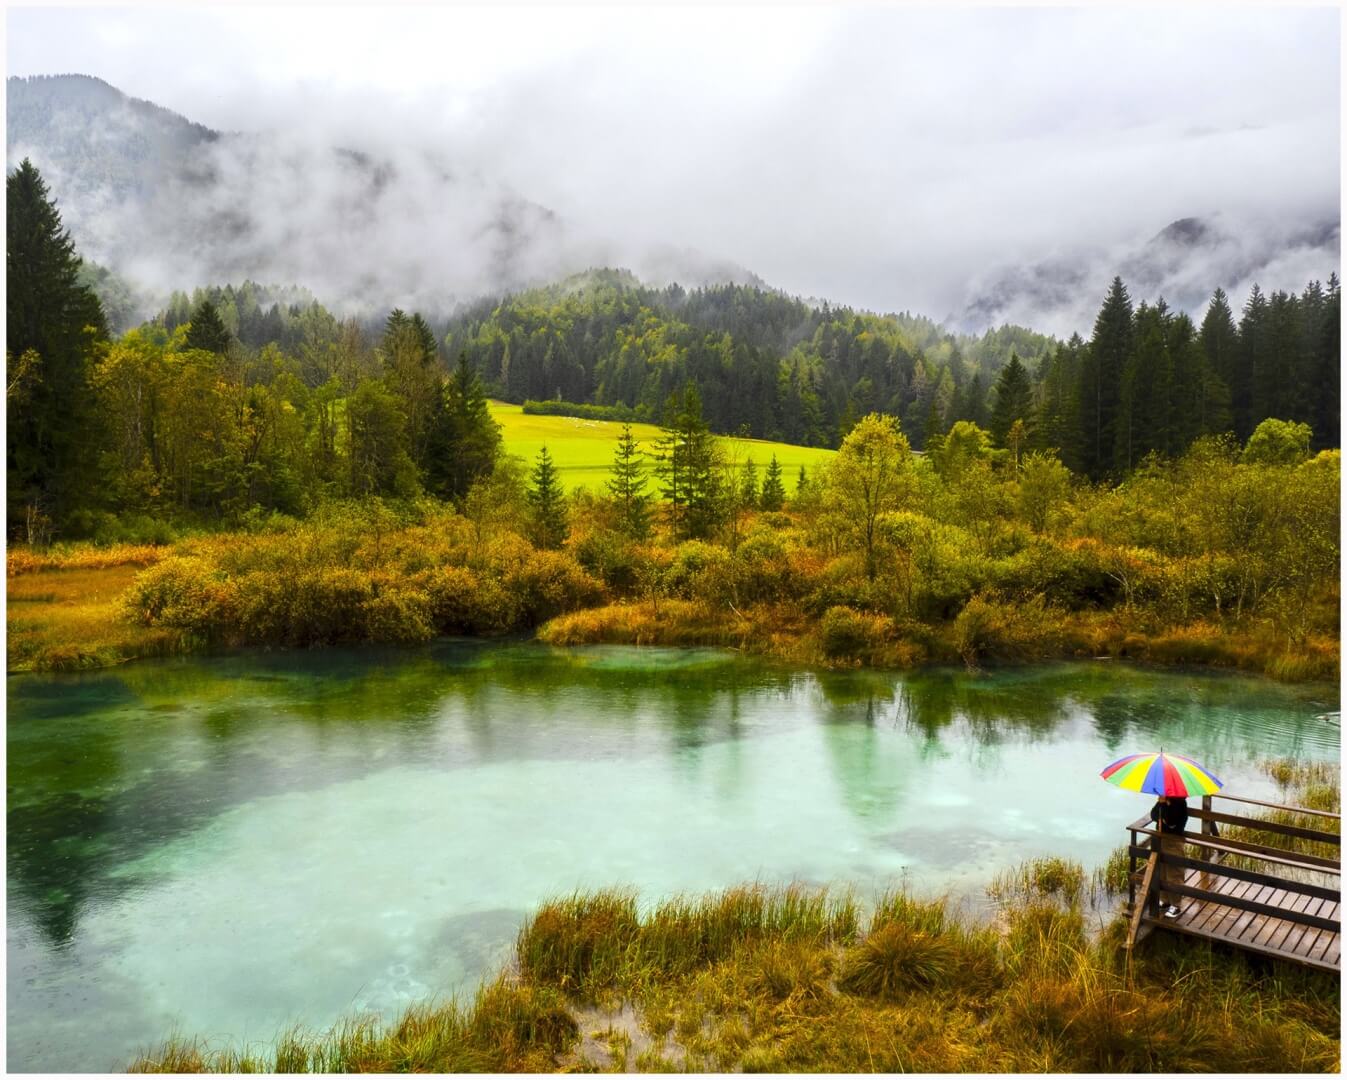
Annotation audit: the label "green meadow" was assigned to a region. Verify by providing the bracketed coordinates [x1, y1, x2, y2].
[489, 402, 837, 492]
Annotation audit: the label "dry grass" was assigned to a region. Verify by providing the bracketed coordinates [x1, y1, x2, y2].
[7, 564, 186, 672]
[7, 543, 166, 577]
[129, 878, 1339, 1074]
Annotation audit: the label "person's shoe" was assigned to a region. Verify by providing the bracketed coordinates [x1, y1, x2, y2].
[1164, 905, 1180, 918]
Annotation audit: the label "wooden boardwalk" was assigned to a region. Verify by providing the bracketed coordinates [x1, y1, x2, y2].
[1124, 793, 1340, 972]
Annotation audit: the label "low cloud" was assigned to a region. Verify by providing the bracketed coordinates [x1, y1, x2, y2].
[7, 6, 1340, 332]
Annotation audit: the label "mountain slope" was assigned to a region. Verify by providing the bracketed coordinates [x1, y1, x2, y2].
[6, 74, 766, 323]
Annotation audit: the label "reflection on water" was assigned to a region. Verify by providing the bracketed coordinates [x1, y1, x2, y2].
[7, 642, 1338, 1071]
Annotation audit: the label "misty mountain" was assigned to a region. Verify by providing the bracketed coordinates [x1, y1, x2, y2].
[7, 74, 761, 324]
[953, 212, 1340, 336]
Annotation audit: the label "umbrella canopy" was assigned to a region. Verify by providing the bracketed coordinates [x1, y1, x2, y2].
[1100, 751, 1223, 797]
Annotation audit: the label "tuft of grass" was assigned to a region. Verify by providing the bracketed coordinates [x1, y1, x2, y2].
[988, 855, 1087, 907]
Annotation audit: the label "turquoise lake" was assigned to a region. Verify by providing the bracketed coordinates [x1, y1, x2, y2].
[6, 642, 1340, 1071]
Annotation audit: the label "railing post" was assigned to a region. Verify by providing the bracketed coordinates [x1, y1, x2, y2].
[1148, 831, 1163, 918]
[1128, 828, 1137, 912]
[1202, 795, 1214, 863]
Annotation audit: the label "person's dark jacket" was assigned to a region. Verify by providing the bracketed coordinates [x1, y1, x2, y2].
[1150, 798, 1189, 834]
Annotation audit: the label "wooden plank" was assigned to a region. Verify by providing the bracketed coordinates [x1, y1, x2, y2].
[1162, 881, 1341, 932]
[1127, 851, 1158, 949]
[1213, 793, 1341, 820]
[1190, 808, 1342, 847]
[1264, 891, 1317, 954]
[1191, 877, 1255, 938]
[1282, 896, 1328, 957]
[1225, 884, 1277, 942]
[1308, 921, 1338, 963]
[1234, 886, 1286, 943]
[1299, 899, 1340, 962]
[1127, 846, 1341, 902]
[1154, 916, 1341, 972]
[1249, 889, 1313, 952]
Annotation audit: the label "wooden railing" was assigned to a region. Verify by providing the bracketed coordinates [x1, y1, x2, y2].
[1124, 792, 1341, 954]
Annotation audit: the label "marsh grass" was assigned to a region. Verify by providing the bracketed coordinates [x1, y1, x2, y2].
[6, 564, 186, 672]
[128, 878, 1340, 1074]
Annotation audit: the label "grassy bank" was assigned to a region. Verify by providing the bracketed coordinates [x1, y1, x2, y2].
[129, 867, 1339, 1073]
[8, 522, 1338, 681]
[538, 598, 1339, 682]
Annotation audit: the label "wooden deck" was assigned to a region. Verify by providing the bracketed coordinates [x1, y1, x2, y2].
[1124, 793, 1340, 972]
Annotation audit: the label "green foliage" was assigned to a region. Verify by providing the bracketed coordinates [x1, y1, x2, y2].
[822, 413, 916, 579]
[1242, 418, 1312, 465]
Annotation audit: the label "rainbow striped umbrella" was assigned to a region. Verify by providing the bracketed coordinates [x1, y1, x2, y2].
[1099, 751, 1223, 797]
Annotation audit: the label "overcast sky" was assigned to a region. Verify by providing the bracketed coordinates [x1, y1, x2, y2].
[7, 4, 1342, 329]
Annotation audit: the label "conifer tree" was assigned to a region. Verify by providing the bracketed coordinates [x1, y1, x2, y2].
[1078, 276, 1134, 478]
[7, 159, 108, 534]
[989, 352, 1033, 449]
[760, 454, 786, 511]
[738, 457, 758, 507]
[1032, 337, 1082, 470]
[528, 444, 568, 549]
[1115, 300, 1174, 470]
[185, 298, 231, 354]
[430, 352, 501, 499]
[796, 464, 809, 495]
[1199, 288, 1239, 426]
[1235, 285, 1270, 440]
[606, 423, 651, 540]
[654, 382, 718, 539]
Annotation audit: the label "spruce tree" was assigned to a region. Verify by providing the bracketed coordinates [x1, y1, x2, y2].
[431, 352, 501, 500]
[7, 159, 108, 535]
[653, 383, 718, 539]
[528, 444, 569, 549]
[738, 457, 759, 507]
[1115, 301, 1174, 470]
[606, 423, 651, 540]
[989, 352, 1033, 449]
[185, 298, 231, 354]
[1078, 277, 1134, 478]
[760, 454, 786, 511]
[796, 464, 809, 495]
[1199, 288, 1239, 427]
[1235, 285, 1270, 440]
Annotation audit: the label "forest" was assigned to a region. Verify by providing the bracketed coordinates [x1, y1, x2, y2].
[6, 159, 1341, 680]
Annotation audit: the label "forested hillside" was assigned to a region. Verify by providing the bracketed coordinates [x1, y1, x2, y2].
[6, 158, 1341, 546]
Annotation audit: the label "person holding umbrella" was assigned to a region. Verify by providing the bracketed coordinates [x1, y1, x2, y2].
[1149, 794, 1189, 917]
[1100, 750, 1224, 920]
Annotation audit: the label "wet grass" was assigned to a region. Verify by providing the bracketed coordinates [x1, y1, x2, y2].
[129, 876, 1340, 1073]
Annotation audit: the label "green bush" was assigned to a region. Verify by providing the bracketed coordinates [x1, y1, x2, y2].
[819, 605, 893, 661]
